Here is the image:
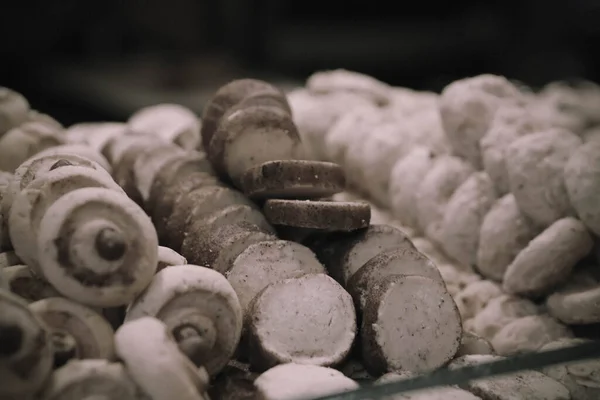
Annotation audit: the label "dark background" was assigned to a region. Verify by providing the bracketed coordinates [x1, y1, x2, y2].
[1, 0, 599, 125]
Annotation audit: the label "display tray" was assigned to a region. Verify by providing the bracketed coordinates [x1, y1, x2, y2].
[308, 340, 600, 399]
[3, 71, 600, 400]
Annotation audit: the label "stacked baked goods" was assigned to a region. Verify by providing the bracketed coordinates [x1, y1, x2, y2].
[0, 75, 598, 400]
[289, 70, 600, 397]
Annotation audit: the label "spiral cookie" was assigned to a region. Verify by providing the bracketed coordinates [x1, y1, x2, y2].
[29, 296, 116, 366]
[126, 265, 243, 377]
[115, 317, 211, 400]
[9, 165, 123, 275]
[0, 76, 593, 399]
[2, 264, 60, 302]
[36, 187, 158, 307]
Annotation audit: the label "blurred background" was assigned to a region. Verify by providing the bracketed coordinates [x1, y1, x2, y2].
[1, 0, 599, 125]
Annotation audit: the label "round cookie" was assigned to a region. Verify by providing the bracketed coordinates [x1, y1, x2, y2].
[190, 203, 274, 236]
[208, 104, 300, 184]
[165, 185, 252, 251]
[476, 194, 540, 281]
[468, 295, 539, 340]
[360, 274, 462, 375]
[503, 217, 593, 298]
[564, 139, 600, 236]
[490, 315, 572, 356]
[312, 224, 413, 285]
[352, 123, 413, 207]
[438, 172, 497, 270]
[388, 146, 438, 230]
[254, 363, 359, 400]
[0, 122, 66, 172]
[156, 246, 187, 272]
[438, 74, 525, 169]
[546, 271, 600, 325]
[151, 172, 222, 243]
[111, 140, 165, 206]
[456, 332, 495, 357]
[240, 160, 345, 200]
[225, 240, 326, 316]
[181, 222, 277, 273]
[346, 247, 444, 311]
[506, 129, 582, 227]
[262, 199, 370, 231]
[132, 144, 185, 203]
[127, 103, 201, 150]
[324, 104, 383, 166]
[247, 273, 356, 371]
[454, 280, 503, 321]
[124, 265, 242, 377]
[146, 151, 215, 213]
[201, 79, 290, 149]
[414, 155, 474, 237]
[480, 105, 539, 195]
